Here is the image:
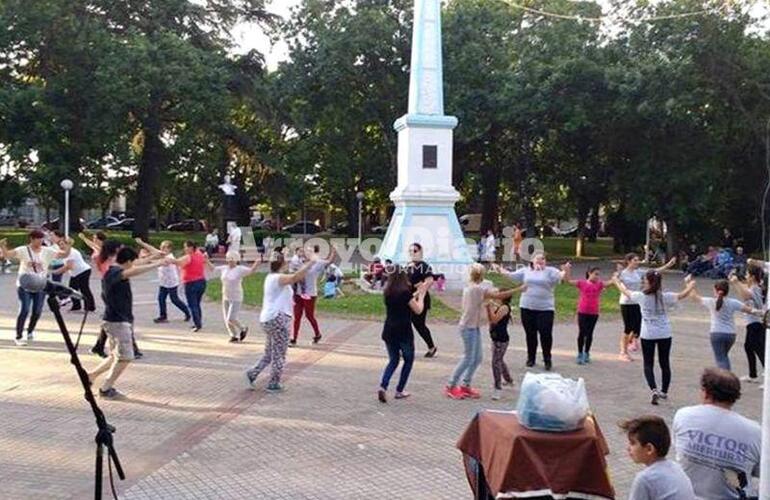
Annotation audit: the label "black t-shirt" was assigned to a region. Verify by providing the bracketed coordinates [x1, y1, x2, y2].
[489, 305, 511, 343]
[382, 290, 414, 343]
[102, 265, 133, 323]
[407, 260, 433, 310]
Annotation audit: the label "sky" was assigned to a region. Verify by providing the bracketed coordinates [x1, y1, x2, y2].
[237, 0, 769, 71]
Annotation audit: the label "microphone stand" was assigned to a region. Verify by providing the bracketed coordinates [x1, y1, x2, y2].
[46, 294, 125, 500]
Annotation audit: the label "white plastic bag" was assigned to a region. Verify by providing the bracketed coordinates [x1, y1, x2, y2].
[516, 373, 590, 432]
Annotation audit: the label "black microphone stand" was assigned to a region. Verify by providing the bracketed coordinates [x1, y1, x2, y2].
[46, 294, 125, 500]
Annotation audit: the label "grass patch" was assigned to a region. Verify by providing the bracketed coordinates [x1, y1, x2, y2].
[206, 272, 460, 322]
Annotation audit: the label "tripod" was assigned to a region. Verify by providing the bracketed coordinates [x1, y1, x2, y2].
[47, 294, 125, 500]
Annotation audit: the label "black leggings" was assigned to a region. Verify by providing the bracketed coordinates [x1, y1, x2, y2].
[745, 323, 766, 378]
[69, 270, 96, 311]
[521, 308, 554, 364]
[641, 338, 672, 393]
[411, 309, 435, 350]
[577, 313, 599, 354]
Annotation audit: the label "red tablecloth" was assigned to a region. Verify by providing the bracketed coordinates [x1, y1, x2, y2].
[457, 410, 615, 499]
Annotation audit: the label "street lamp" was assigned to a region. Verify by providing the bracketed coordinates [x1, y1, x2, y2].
[60, 179, 74, 238]
[356, 192, 364, 246]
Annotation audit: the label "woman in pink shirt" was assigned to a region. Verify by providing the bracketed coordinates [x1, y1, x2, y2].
[567, 267, 614, 365]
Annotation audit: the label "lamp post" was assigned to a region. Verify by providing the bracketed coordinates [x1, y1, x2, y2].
[356, 192, 364, 246]
[60, 179, 74, 238]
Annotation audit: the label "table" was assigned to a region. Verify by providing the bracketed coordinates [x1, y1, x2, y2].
[456, 410, 615, 499]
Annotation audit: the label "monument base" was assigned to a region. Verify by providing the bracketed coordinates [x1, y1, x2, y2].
[378, 199, 474, 291]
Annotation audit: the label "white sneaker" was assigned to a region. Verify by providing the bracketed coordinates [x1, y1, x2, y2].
[740, 375, 760, 384]
[14, 338, 27, 346]
[26, 333, 34, 342]
[491, 389, 502, 401]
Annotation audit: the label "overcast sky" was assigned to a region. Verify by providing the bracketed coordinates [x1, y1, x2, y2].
[237, 0, 768, 71]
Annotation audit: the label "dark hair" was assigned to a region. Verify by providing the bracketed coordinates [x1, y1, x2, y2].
[643, 270, 665, 312]
[500, 294, 512, 306]
[748, 267, 767, 301]
[701, 367, 741, 404]
[624, 253, 639, 265]
[714, 280, 729, 311]
[184, 240, 197, 249]
[313, 244, 320, 253]
[619, 415, 671, 457]
[116, 247, 138, 264]
[269, 252, 285, 273]
[410, 242, 422, 252]
[53, 230, 65, 238]
[585, 266, 601, 280]
[98, 239, 122, 263]
[95, 231, 107, 242]
[384, 266, 411, 300]
[28, 229, 45, 241]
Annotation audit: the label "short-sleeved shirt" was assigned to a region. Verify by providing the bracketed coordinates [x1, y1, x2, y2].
[64, 248, 91, 277]
[102, 266, 133, 323]
[215, 265, 252, 302]
[628, 291, 679, 339]
[506, 267, 562, 311]
[382, 290, 414, 343]
[158, 256, 181, 288]
[618, 268, 648, 305]
[700, 297, 744, 334]
[628, 459, 696, 500]
[744, 285, 764, 325]
[14, 245, 57, 287]
[576, 279, 605, 315]
[673, 405, 761, 500]
[260, 273, 293, 323]
[407, 261, 434, 310]
[300, 261, 328, 297]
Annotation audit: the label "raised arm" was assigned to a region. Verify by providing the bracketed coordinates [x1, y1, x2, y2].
[278, 260, 314, 287]
[728, 274, 753, 300]
[678, 275, 697, 300]
[486, 303, 510, 326]
[559, 262, 572, 282]
[654, 257, 677, 272]
[0, 239, 17, 259]
[122, 259, 165, 279]
[78, 232, 100, 253]
[134, 237, 163, 256]
[485, 284, 526, 301]
[612, 273, 633, 299]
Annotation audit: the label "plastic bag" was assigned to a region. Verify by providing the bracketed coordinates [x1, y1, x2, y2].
[516, 373, 589, 432]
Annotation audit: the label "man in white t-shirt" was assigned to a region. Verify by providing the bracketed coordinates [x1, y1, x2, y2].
[673, 368, 761, 500]
[0, 230, 60, 345]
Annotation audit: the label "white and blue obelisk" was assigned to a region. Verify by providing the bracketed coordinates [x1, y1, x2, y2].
[378, 0, 473, 287]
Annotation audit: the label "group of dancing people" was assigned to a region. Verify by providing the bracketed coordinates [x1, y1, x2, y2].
[374, 248, 768, 407]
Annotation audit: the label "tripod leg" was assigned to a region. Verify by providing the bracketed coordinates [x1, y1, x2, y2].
[95, 442, 103, 500]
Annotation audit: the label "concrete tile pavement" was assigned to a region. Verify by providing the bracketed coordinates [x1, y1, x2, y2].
[0, 271, 764, 499]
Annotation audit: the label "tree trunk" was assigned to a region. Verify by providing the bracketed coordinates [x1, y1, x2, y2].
[519, 142, 537, 237]
[480, 164, 501, 234]
[575, 197, 590, 258]
[132, 93, 164, 240]
[666, 218, 677, 264]
[588, 202, 600, 242]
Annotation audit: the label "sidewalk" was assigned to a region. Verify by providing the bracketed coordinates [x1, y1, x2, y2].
[0, 271, 763, 499]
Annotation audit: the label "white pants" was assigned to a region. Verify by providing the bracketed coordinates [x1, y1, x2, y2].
[223, 300, 244, 338]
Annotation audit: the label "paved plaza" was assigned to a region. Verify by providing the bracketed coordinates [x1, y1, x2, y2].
[0, 270, 764, 499]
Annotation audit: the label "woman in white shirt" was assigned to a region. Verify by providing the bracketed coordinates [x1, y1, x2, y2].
[0, 230, 62, 345]
[688, 279, 760, 372]
[245, 251, 313, 393]
[52, 238, 96, 312]
[614, 270, 695, 405]
[205, 251, 259, 343]
[496, 252, 570, 371]
[135, 239, 191, 324]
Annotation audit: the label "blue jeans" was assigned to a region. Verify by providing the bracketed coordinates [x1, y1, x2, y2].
[449, 327, 483, 387]
[380, 339, 415, 393]
[17, 287, 45, 339]
[184, 279, 206, 328]
[710, 332, 736, 371]
[158, 286, 190, 319]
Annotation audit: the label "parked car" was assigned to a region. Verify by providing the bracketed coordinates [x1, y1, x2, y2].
[331, 221, 350, 234]
[42, 218, 86, 232]
[86, 216, 120, 229]
[459, 213, 482, 233]
[282, 221, 323, 234]
[167, 219, 207, 232]
[250, 219, 274, 230]
[106, 218, 135, 231]
[0, 214, 19, 227]
[371, 224, 389, 234]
